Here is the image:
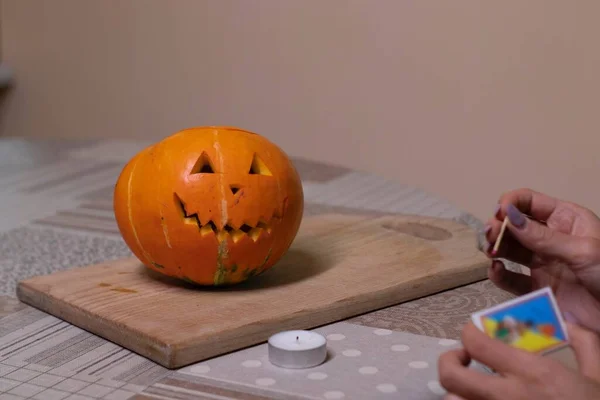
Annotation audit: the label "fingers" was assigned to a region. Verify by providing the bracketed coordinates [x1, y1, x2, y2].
[483, 227, 535, 267]
[497, 188, 559, 223]
[460, 322, 537, 377]
[438, 348, 505, 400]
[444, 395, 467, 400]
[485, 189, 600, 268]
[567, 322, 600, 382]
[503, 204, 599, 266]
[488, 260, 532, 296]
[484, 211, 537, 267]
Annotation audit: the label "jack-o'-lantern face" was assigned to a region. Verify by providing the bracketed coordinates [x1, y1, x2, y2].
[114, 127, 304, 286]
[173, 150, 284, 244]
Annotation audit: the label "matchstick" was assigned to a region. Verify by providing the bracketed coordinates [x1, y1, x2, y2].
[492, 216, 509, 256]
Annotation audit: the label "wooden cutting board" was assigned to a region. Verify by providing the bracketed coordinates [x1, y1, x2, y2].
[17, 213, 488, 369]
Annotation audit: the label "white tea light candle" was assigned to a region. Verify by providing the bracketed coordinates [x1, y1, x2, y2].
[268, 330, 327, 369]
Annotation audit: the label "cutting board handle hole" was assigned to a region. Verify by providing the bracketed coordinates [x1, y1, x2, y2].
[381, 222, 452, 241]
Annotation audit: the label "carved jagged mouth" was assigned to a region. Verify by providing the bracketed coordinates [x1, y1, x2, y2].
[174, 194, 272, 242]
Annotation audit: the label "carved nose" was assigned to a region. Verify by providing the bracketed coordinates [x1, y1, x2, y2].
[230, 185, 240, 195]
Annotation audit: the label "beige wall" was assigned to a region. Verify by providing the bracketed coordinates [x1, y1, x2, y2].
[2, 0, 600, 221]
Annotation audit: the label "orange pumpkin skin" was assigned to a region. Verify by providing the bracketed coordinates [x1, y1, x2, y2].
[113, 126, 304, 286]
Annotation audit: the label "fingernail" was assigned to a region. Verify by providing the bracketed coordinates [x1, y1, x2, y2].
[564, 311, 578, 324]
[506, 204, 526, 228]
[493, 204, 501, 217]
[491, 260, 502, 271]
[484, 225, 491, 237]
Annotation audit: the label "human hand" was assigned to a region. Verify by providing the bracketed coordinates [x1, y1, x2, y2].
[484, 188, 600, 332]
[438, 321, 600, 400]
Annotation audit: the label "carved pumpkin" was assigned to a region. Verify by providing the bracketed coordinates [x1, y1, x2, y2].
[113, 126, 304, 285]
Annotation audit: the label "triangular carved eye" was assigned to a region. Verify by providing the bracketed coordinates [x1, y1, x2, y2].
[248, 153, 272, 176]
[190, 152, 215, 174]
[230, 185, 240, 195]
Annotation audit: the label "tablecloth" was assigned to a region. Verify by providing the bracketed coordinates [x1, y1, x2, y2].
[0, 138, 516, 400]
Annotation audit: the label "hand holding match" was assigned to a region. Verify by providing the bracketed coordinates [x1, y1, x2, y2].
[491, 216, 509, 256]
[489, 207, 544, 257]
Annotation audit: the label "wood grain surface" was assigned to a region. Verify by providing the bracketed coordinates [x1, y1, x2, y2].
[17, 213, 488, 369]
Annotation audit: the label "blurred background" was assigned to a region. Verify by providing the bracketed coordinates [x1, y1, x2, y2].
[1, 0, 599, 221]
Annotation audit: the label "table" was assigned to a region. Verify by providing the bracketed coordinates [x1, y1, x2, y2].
[0, 138, 517, 399]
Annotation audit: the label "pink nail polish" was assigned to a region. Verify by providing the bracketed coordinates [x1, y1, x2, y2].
[564, 311, 578, 324]
[506, 204, 526, 228]
[491, 260, 503, 271]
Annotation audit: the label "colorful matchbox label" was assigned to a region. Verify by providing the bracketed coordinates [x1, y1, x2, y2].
[471, 287, 568, 355]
